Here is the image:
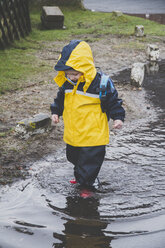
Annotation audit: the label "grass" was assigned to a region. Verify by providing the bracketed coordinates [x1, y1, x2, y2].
[0, 6, 164, 94]
[0, 47, 48, 94]
[30, 7, 165, 40]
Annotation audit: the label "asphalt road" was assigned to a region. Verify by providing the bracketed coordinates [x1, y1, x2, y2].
[83, 0, 165, 14]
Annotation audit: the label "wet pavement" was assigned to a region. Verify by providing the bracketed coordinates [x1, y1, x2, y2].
[83, 0, 165, 24]
[0, 60, 165, 247]
[83, 0, 165, 14]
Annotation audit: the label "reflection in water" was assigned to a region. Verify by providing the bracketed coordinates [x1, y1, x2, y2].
[50, 196, 112, 248]
[146, 62, 159, 75]
[144, 60, 165, 111]
[112, 59, 165, 110]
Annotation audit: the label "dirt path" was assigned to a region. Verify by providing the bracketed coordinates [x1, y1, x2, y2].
[0, 35, 165, 184]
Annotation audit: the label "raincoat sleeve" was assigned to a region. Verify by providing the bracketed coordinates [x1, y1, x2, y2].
[50, 87, 65, 116]
[105, 80, 125, 122]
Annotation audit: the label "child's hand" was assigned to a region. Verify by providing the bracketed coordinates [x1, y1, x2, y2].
[52, 114, 59, 124]
[113, 120, 123, 129]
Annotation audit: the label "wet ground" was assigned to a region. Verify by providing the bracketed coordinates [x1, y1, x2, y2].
[83, 0, 165, 24]
[83, 0, 165, 14]
[0, 60, 165, 248]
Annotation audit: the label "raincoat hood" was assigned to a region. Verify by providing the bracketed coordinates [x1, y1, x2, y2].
[54, 40, 97, 93]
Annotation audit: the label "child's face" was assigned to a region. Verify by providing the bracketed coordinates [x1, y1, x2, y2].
[65, 70, 83, 82]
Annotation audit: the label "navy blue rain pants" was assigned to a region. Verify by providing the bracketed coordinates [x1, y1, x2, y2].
[66, 144, 106, 186]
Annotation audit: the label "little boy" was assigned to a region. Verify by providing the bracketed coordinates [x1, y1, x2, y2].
[51, 40, 125, 189]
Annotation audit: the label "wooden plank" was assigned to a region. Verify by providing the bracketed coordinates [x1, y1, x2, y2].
[9, 0, 25, 38]
[4, 0, 19, 40]
[0, 1, 13, 43]
[22, 0, 31, 32]
[15, 0, 28, 35]
[0, 0, 31, 48]
[0, 18, 8, 47]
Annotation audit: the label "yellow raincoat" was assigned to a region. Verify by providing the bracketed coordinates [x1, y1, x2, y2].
[54, 41, 109, 147]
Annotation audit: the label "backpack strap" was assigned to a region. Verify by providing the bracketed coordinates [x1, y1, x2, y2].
[99, 74, 109, 101]
[99, 73, 115, 112]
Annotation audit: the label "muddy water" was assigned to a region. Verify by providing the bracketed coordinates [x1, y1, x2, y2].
[0, 61, 165, 248]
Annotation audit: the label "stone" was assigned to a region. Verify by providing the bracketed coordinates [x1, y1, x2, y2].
[112, 11, 123, 17]
[41, 6, 64, 29]
[15, 113, 51, 139]
[134, 25, 144, 37]
[131, 62, 145, 87]
[145, 14, 150, 19]
[146, 44, 159, 61]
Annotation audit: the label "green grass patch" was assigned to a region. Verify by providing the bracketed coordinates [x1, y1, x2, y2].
[30, 7, 165, 40]
[0, 43, 49, 94]
[0, 6, 164, 94]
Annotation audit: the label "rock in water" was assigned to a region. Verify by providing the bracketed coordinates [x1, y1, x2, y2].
[131, 62, 145, 87]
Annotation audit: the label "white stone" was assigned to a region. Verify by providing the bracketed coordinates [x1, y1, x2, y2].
[131, 62, 145, 87]
[112, 11, 123, 17]
[134, 25, 144, 37]
[146, 44, 159, 61]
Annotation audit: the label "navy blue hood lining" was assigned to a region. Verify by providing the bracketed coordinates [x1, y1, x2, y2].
[54, 40, 82, 71]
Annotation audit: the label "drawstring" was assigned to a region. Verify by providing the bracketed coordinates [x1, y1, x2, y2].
[65, 76, 83, 95]
[66, 77, 77, 86]
[72, 79, 81, 94]
[65, 75, 85, 94]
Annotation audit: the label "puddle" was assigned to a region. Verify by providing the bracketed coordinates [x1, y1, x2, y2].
[0, 60, 165, 248]
[112, 60, 165, 111]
